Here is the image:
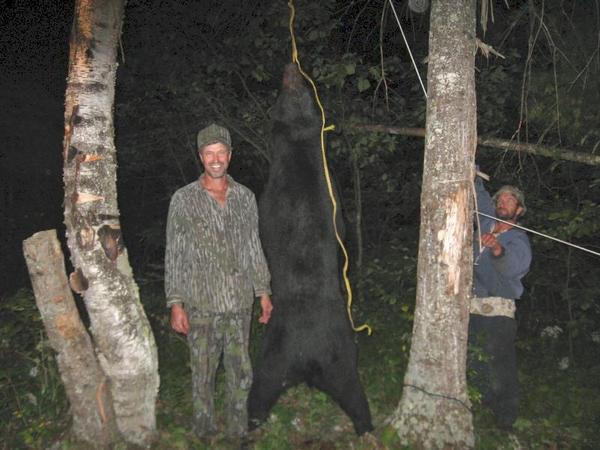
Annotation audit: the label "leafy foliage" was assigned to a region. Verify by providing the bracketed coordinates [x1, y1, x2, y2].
[0, 290, 68, 448]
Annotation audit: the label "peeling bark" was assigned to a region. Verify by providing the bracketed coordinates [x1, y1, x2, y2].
[23, 230, 119, 448]
[63, 0, 159, 446]
[389, 1, 476, 448]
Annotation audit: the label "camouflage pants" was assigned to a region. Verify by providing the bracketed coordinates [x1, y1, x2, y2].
[187, 309, 252, 438]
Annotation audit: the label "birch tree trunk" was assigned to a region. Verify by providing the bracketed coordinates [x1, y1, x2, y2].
[389, 0, 476, 448]
[23, 230, 119, 448]
[63, 0, 159, 446]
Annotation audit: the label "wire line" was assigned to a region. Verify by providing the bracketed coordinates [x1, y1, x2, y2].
[477, 212, 600, 257]
[387, 0, 428, 98]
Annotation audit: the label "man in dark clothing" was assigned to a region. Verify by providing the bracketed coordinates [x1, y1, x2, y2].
[470, 173, 532, 429]
[165, 124, 273, 442]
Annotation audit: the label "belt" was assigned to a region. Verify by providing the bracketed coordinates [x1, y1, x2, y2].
[470, 296, 515, 318]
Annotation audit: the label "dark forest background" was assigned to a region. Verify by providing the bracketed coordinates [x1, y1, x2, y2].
[2, 0, 600, 448]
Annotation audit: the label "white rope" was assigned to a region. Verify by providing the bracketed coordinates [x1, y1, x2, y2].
[387, 0, 428, 99]
[477, 211, 600, 258]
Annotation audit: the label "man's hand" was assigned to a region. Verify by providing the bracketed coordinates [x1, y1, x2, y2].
[170, 303, 190, 335]
[258, 294, 273, 324]
[481, 233, 504, 257]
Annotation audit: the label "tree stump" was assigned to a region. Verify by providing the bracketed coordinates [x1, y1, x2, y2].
[23, 229, 119, 448]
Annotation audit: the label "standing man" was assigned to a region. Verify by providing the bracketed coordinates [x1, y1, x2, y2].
[165, 123, 273, 443]
[470, 171, 532, 430]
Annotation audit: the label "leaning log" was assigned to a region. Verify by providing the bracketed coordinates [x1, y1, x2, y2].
[23, 229, 119, 448]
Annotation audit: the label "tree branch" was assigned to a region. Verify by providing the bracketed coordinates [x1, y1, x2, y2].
[356, 124, 600, 166]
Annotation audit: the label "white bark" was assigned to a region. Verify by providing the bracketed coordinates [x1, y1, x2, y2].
[63, 0, 159, 446]
[389, 1, 476, 448]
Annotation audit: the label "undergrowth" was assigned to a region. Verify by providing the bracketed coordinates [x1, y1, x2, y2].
[1, 245, 599, 449]
[0, 289, 68, 449]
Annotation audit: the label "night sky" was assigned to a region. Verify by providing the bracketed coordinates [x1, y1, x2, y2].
[1, 1, 72, 293]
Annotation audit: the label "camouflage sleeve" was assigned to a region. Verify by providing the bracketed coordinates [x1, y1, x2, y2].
[164, 191, 189, 307]
[247, 193, 272, 297]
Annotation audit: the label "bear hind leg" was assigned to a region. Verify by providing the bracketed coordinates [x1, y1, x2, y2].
[248, 365, 291, 430]
[312, 364, 373, 435]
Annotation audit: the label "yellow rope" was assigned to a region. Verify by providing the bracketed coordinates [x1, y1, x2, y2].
[287, 0, 371, 335]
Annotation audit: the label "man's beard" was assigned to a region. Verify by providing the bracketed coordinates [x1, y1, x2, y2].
[496, 208, 518, 221]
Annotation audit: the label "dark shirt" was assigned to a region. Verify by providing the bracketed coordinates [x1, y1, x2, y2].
[473, 177, 532, 299]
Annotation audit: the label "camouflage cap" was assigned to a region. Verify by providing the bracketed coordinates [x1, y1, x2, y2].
[493, 185, 527, 215]
[197, 123, 231, 150]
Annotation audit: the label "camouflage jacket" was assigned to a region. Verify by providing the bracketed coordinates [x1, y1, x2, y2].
[165, 175, 271, 314]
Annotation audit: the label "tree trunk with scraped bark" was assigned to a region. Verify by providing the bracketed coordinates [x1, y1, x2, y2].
[63, 0, 159, 446]
[389, 0, 476, 448]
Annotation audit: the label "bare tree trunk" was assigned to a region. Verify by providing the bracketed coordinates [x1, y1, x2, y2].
[389, 0, 476, 448]
[23, 230, 119, 448]
[63, 0, 159, 446]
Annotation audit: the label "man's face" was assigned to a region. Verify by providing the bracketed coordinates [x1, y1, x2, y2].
[199, 142, 231, 179]
[495, 193, 524, 222]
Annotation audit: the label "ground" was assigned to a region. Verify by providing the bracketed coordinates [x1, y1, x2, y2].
[2, 244, 600, 449]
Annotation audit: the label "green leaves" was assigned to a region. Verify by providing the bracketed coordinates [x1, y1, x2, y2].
[540, 200, 600, 240]
[0, 290, 67, 448]
[357, 77, 371, 92]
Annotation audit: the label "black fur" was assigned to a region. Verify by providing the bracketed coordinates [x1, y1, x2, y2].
[248, 64, 373, 435]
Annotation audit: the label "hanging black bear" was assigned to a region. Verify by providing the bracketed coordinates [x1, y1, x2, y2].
[248, 63, 373, 436]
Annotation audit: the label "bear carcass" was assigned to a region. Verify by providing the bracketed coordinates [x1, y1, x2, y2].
[248, 63, 373, 436]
